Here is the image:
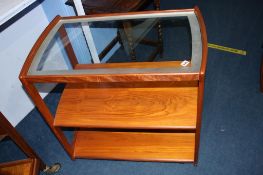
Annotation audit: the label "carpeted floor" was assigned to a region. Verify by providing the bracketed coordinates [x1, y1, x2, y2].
[1, 0, 263, 174]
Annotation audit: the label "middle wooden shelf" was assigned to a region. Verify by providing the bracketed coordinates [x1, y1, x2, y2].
[54, 83, 198, 130]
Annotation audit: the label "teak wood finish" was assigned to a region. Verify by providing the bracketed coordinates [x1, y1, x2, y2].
[55, 84, 198, 129]
[19, 7, 208, 165]
[0, 112, 45, 175]
[0, 159, 39, 175]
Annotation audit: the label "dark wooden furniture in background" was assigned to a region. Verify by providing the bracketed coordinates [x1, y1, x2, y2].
[19, 7, 207, 165]
[65, 0, 163, 62]
[0, 112, 45, 175]
[66, 0, 156, 14]
[0, 113, 61, 175]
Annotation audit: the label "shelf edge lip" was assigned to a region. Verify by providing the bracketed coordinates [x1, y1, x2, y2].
[72, 155, 194, 163]
[53, 123, 197, 131]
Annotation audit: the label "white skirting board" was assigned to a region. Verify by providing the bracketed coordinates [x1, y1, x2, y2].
[0, 0, 36, 26]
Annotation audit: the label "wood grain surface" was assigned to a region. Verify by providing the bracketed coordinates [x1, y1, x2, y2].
[73, 131, 195, 162]
[55, 83, 197, 129]
[25, 72, 199, 83]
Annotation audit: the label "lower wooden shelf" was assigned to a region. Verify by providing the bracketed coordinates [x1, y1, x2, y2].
[0, 159, 39, 175]
[73, 131, 195, 162]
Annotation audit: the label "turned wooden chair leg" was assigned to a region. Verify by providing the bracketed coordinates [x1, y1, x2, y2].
[260, 55, 263, 92]
[123, 21, 137, 62]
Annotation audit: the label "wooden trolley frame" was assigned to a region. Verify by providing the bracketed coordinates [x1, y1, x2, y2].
[19, 7, 207, 165]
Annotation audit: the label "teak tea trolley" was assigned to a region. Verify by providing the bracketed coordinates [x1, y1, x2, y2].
[19, 7, 208, 165]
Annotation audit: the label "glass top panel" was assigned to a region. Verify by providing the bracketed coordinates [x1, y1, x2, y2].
[28, 10, 202, 76]
[89, 16, 191, 63]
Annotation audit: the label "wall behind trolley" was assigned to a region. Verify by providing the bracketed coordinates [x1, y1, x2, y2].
[0, 1, 50, 126]
[0, 0, 119, 126]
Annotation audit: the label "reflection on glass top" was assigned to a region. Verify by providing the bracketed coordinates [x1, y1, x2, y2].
[28, 10, 202, 75]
